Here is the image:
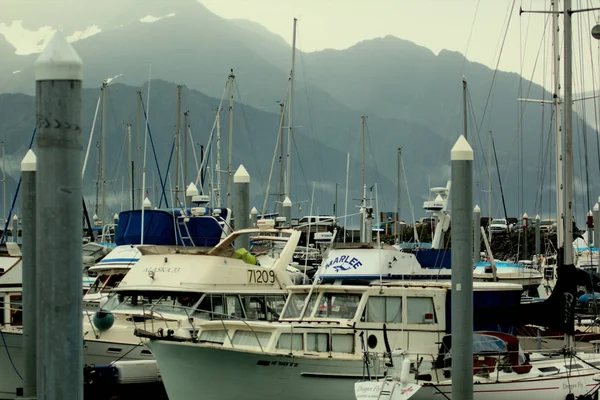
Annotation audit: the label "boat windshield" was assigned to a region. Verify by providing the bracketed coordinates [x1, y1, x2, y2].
[313, 293, 361, 319]
[86, 273, 126, 295]
[103, 293, 201, 316]
[281, 292, 318, 319]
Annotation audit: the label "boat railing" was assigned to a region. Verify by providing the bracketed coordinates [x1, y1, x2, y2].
[132, 303, 269, 353]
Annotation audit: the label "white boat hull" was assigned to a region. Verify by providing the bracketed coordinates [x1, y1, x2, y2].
[0, 330, 152, 399]
[356, 373, 599, 400]
[148, 341, 369, 400]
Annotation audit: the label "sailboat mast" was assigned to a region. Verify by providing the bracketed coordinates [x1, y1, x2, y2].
[184, 110, 189, 206]
[101, 80, 107, 224]
[552, 0, 565, 248]
[136, 90, 142, 209]
[361, 115, 366, 205]
[278, 102, 286, 214]
[285, 18, 297, 201]
[488, 131, 492, 242]
[462, 77, 468, 140]
[227, 70, 235, 210]
[95, 142, 100, 215]
[1, 140, 5, 224]
[127, 124, 133, 209]
[175, 84, 182, 207]
[397, 147, 402, 238]
[216, 108, 222, 207]
[563, 0, 574, 264]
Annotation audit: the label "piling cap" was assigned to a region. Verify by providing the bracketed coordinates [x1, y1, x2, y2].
[21, 149, 37, 172]
[12, 215, 18, 221]
[523, 213, 528, 219]
[113, 213, 119, 220]
[143, 197, 152, 209]
[536, 214, 540, 220]
[283, 196, 292, 207]
[595, 203, 600, 212]
[233, 165, 250, 183]
[473, 204, 480, 212]
[35, 30, 83, 81]
[93, 214, 99, 221]
[589, 210, 593, 216]
[450, 135, 473, 161]
[186, 182, 199, 197]
[251, 207, 258, 215]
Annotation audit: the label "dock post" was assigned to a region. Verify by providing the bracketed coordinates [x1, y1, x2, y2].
[523, 213, 529, 261]
[450, 135, 473, 400]
[535, 214, 541, 266]
[34, 31, 83, 400]
[234, 165, 250, 249]
[473, 205, 480, 265]
[12, 214, 18, 242]
[250, 207, 258, 228]
[283, 196, 292, 226]
[21, 150, 37, 398]
[594, 203, 600, 249]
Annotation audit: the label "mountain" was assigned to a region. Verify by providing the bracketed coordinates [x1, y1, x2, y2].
[1, 2, 599, 224]
[0, 80, 396, 223]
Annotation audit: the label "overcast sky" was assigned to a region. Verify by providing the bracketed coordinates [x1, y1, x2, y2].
[1, 0, 600, 92]
[201, 0, 600, 93]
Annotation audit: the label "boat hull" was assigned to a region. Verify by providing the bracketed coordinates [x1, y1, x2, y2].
[148, 341, 370, 400]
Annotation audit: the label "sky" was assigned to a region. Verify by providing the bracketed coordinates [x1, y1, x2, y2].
[200, 0, 600, 94]
[1, 0, 600, 92]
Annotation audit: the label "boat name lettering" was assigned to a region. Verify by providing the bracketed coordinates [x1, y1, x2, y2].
[324, 255, 363, 272]
[563, 382, 583, 390]
[141, 267, 181, 273]
[247, 269, 275, 284]
[256, 360, 299, 367]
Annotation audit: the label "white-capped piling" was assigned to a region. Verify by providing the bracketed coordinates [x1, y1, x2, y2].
[34, 31, 83, 400]
[234, 165, 250, 249]
[12, 214, 18, 242]
[283, 196, 292, 227]
[21, 150, 37, 397]
[450, 135, 473, 400]
[535, 214, 541, 265]
[587, 210, 593, 249]
[594, 203, 600, 248]
[523, 213, 529, 260]
[473, 205, 480, 265]
[250, 207, 258, 228]
[113, 213, 119, 226]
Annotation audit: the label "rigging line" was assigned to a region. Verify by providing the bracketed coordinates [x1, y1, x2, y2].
[576, 13, 592, 213]
[585, 5, 600, 177]
[290, 126, 312, 209]
[364, 120, 387, 212]
[299, 50, 326, 209]
[458, 0, 482, 76]
[234, 81, 266, 191]
[261, 103, 285, 216]
[475, 0, 517, 136]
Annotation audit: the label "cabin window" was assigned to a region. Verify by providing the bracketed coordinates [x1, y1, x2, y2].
[364, 296, 402, 323]
[316, 293, 360, 319]
[225, 295, 244, 319]
[331, 334, 354, 353]
[87, 274, 109, 295]
[307, 333, 329, 352]
[276, 333, 303, 351]
[0, 296, 4, 325]
[282, 293, 317, 319]
[199, 330, 227, 344]
[231, 330, 271, 347]
[194, 294, 224, 319]
[242, 296, 267, 320]
[407, 297, 436, 324]
[265, 295, 286, 321]
[10, 295, 22, 326]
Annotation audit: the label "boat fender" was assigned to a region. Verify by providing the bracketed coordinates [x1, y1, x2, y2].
[400, 358, 411, 385]
[92, 310, 114, 331]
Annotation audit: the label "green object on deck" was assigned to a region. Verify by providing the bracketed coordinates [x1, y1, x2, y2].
[233, 248, 257, 265]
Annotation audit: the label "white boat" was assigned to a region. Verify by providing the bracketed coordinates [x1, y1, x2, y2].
[355, 338, 600, 400]
[143, 280, 525, 400]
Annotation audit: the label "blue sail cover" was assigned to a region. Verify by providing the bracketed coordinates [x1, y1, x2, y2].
[414, 249, 452, 269]
[116, 210, 176, 245]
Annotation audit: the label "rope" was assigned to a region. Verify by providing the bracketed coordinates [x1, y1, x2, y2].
[0, 328, 23, 380]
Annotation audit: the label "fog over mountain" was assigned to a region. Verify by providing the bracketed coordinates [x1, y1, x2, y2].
[0, 0, 599, 224]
